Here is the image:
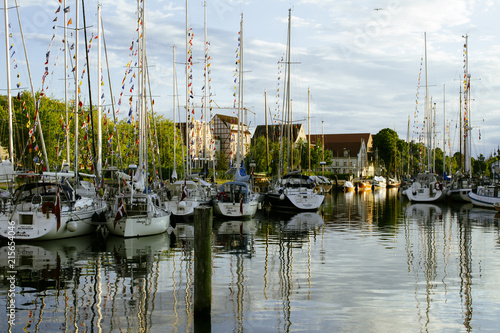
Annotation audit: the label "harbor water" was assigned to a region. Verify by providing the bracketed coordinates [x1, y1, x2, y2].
[2, 188, 500, 332]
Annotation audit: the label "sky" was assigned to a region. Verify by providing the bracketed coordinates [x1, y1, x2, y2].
[2, 0, 500, 160]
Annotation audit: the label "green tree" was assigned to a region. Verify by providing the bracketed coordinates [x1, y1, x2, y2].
[372, 128, 399, 175]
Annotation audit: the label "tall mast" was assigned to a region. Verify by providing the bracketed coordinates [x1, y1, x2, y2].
[185, 0, 190, 176]
[74, 0, 79, 182]
[101, 15, 123, 170]
[13, 0, 49, 169]
[424, 32, 430, 172]
[322, 118, 324, 176]
[172, 45, 177, 180]
[308, 87, 311, 175]
[4, 0, 13, 163]
[463, 34, 471, 178]
[285, 8, 292, 172]
[431, 98, 436, 173]
[443, 84, 446, 176]
[203, 1, 208, 170]
[138, 0, 146, 171]
[459, 84, 462, 171]
[236, 13, 243, 168]
[406, 115, 410, 175]
[265, 90, 269, 173]
[64, 0, 70, 164]
[97, 3, 102, 178]
[290, 99, 293, 169]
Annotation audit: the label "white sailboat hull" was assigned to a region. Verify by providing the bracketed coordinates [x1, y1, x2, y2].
[106, 193, 170, 237]
[213, 200, 258, 219]
[106, 213, 170, 238]
[403, 186, 446, 202]
[1, 198, 106, 241]
[468, 190, 500, 209]
[167, 199, 202, 219]
[267, 189, 324, 211]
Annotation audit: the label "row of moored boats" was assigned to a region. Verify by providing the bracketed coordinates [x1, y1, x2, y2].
[0, 160, 327, 241]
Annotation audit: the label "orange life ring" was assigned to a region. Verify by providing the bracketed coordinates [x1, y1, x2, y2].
[218, 192, 228, 202]
[42, 201, 55, 214]
[434, 182, 442, 191]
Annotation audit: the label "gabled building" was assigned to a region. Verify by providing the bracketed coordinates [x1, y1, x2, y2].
[177, 120, 214, 169]
[252, 123, 307, 144]
[309, 133, 374, 177]
[212, 114, 251, 167]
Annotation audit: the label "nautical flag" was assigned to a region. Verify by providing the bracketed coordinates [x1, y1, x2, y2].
[240, 194, 243, 214]
[55, 186, 62, 231]
[64, 6, 70, 13]
[67, 18, 72, 26]
[180, 178, 188, 201]
[114, 199, 126, 227]
[55, 6, 61, 13]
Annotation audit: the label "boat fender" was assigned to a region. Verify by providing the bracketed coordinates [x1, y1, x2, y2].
[279, 193, 285, 201]
[99, 211, 107, 223]
[178, 200, 187, 210]
[218, 192, 228, 202]
[67, 221, 77, 232]
[42, 201, 55, 216]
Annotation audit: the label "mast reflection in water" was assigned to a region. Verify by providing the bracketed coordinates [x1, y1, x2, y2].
[2, 189, 500, 332]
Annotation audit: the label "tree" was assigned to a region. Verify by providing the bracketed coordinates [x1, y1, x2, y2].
[372, 128, 399, 175]
[246, 135, 269, 173]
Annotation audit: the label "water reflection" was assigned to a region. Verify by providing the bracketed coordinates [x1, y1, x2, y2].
[215, 219, 257, 255]
[1, 191, 500, 332]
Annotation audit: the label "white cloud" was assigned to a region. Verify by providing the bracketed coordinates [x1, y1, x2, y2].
[1, 0, 498, 157]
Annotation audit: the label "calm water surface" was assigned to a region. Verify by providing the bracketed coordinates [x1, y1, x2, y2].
[2, 188, 500, 332]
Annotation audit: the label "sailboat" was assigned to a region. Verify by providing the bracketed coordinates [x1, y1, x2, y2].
[468, 185, 500, 209]
[448, 35, 474, 202]
[403, 33, 446, 203]
[213, 14, 259, 219]
[105, 0, 170, 237]
[372, 176, 387, 189]
[167, 178, 212, 220]
[265, 9, 324, 212]
[0, 0, 109, 241]
[166, 5, 213, 221]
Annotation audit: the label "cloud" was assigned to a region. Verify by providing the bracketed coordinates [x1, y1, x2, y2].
[2, 0, 498, 157]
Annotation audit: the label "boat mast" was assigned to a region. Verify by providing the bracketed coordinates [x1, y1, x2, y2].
[424, 32, 431, 172]
[97, 3, 102, 178]
[64, 0, 70, 165]
[285, 8, 292, 172]
[203, 1, 208, 173]
[185, 0, 190, 176]
[308, 87, 311, 175]
[138, 0, 145, 172]
[172, 45, 177, 180]
[265, 90, 269, 173]
[463, 34, 472, 178]
[406, 115, 410, 175]
[443, 83, 446, 176]
[4, 0, 13, 163]
[13, 0, 49, 169]
[101, 15, 123, 170]
[74, 0, 79, 184]
[459, 84, 463, 171]
[236, 13, 243, 169]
